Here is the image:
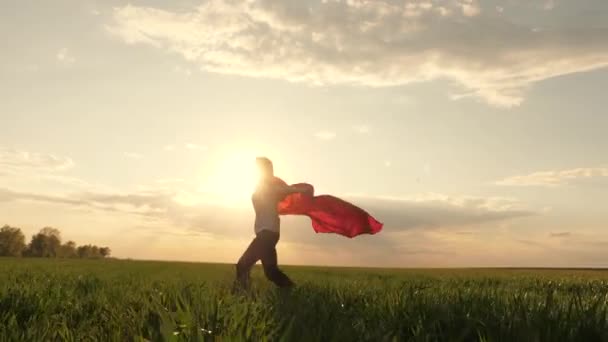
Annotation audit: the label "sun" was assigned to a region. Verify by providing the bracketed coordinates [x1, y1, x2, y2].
[199, 150, 260, 206]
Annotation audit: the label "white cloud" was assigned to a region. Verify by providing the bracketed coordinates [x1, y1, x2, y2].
[106, 0, 608, 107]
[0, 185, 534, 240]
[56, 48, 75, 65]
[0, 174, 538, 266]
[0, 148, 74, 172]
[496, 167, 608, 187]
[163, 145, 176, 152]
[380, 192, 529, 212]
[315, 131, 336, 140]
[0, 147, 110, 192]
[124, 152, 143, 159]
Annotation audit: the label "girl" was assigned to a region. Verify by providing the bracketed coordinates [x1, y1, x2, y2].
[234, 157, 308, 289]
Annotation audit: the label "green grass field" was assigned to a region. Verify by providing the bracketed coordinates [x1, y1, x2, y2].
[1, 259, 608, 341]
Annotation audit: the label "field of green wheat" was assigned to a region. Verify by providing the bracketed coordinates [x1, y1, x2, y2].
[1, 259, 608, 341]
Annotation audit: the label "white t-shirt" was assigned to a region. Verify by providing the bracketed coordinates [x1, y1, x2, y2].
[252, 178, 288, 234]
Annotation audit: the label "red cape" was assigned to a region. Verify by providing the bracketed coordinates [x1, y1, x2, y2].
[275, 179, 383, 238]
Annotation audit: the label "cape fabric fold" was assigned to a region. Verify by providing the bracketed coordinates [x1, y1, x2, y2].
[275, 179, 383, 238]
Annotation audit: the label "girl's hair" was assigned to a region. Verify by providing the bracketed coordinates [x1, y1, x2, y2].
[256, 157, 274, 176]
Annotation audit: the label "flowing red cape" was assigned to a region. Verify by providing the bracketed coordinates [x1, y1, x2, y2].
[275, 178, 383, 238]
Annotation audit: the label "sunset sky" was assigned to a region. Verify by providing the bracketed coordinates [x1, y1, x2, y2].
[1, 0, 607, 267]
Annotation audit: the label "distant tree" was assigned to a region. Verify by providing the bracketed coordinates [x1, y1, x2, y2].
[59, 240, 77, 258]
[40, 227, 61, 239]
[26, 227, 62, 257]
[91, 245, 100, 258]
[99, 247, 111, 258]
[0, 225, 26, 257]
[2, 225, 112, 260]
[77, 245, 93, 259]
[75, 244, 110, 259]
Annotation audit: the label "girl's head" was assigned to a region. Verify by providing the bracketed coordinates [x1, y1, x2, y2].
[255, 157, 274, 180]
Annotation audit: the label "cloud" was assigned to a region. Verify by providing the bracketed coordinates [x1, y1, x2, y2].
[0, 187, 249, 237]
[352, 193, 534, 231]
[38, 175, 94, 189]
[0, 184, 534, 239]
[107, 0, 608, 107]
[496, 167, 608, 187]
[0, 147, 107, 192]
[56, 48, 75, 65]
[0, 183, 538, 266]
[314, 131, 336, 140]
[0, 188, 179, 221]
[123, 152, 143, 159]
[498, 232, 608, 268]
[0, 148, 74, 172]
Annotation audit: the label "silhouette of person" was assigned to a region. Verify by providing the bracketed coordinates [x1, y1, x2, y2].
[234, 157, 308, 289]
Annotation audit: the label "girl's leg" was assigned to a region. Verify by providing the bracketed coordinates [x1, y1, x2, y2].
[259, 232, 294, 288]
[235, 236, 262, 289]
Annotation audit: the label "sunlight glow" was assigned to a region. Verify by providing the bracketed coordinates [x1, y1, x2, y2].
[198, 150, 260, 207]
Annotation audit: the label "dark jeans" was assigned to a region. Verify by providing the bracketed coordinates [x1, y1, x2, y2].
[235, 230, 294, 288]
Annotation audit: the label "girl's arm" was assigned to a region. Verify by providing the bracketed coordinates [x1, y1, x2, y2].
[277, 183, 311, 197]
[288, 184, 310, 194]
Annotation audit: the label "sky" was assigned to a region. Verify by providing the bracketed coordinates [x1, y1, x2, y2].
[1, 0, 607, 267]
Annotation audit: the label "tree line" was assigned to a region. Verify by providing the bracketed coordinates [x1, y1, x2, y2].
[0, 225, 111, 258]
